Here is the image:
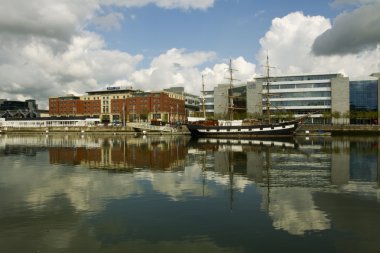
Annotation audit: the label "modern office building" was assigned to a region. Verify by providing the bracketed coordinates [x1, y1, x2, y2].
[247, 73, 350, 124]
[0, 99, 43, 119]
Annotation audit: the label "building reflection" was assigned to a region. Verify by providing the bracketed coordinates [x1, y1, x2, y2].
[48, 135, 190, 171]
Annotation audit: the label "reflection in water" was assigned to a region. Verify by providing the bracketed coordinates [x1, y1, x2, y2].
[48, 135, 189, 171]
[0, 134, 380, 253]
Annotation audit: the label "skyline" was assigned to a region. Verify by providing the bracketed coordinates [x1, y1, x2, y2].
[0, 0, 379, 109]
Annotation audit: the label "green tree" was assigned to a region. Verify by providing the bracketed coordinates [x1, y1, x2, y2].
[322, 111, 332, 124]
[342, 111, 350, 125]
[331, 111, 341, 125]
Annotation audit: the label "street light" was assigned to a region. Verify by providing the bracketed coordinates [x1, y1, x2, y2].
[176, 104, 179, 123]
[170, 106, 173, 125]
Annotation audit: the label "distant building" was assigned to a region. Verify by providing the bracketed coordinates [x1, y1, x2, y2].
[0, 99, 38, 111]
[0, 99, 41, 119]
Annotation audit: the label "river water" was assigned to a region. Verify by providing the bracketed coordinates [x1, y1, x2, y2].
[0, 134, 379, 253]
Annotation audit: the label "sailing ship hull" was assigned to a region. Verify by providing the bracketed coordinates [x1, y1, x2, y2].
[186, 121, 299, 138]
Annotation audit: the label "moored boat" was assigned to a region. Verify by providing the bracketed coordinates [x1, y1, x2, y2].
[186, 119, 299, 138]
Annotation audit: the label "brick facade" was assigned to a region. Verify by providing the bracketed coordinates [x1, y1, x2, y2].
[49, 90, 186, 123]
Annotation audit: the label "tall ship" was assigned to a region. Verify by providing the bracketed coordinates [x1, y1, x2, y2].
[186, 57, 303, 138]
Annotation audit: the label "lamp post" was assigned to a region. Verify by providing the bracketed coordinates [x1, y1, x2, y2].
[170, 106, 173, 125]
[153, 104, 156, 120]
[122, 98, 126, 126]
[133, 105, 135, 122]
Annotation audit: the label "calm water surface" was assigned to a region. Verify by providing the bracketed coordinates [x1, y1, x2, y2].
[0, 134, 379, 253]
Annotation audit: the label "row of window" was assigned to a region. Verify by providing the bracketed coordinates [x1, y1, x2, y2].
[269, 100, 331, 107]
[270, 91, 331, 98]
[268, 74, 338, 82]
[266, 83, 330, 90]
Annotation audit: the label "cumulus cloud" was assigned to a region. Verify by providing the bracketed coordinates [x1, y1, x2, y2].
[257, 11, 380, 78]
[0, 0, 99, 41]
[128, 48, 216, 94]
[0, 32, 143, 108]
[313, 1, 380, 55]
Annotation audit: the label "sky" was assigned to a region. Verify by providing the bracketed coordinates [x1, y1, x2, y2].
[0, 0, 379, 109]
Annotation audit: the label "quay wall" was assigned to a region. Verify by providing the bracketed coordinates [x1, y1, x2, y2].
[0, 126, 190, 135]
[298, 124, 380, 135]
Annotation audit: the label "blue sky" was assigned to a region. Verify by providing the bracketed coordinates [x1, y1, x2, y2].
[0, 0, 379, 108]
[94, 0, 340, 66]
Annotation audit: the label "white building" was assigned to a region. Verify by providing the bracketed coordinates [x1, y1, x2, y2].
[247, 74, 349, 124]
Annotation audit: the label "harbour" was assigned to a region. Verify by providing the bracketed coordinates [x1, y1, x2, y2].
[1, 1, 380, 253]
[1, 134, 379, 253]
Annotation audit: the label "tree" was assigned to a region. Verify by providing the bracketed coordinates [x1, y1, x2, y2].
[331, 111, 341, 125]
[322, 111, 332, 125]
[342, 111, 350, 125]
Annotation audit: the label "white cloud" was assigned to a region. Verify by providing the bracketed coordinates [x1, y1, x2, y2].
[0, 0, 99, 41]
[0, 32, 143, 108]
[128, 48, 217, 94]
[257, 12, 380, 78]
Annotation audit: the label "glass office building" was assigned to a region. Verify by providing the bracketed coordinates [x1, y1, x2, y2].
[350, 80, 378, 124]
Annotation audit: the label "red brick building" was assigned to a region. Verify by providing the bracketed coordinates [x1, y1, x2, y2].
[49, 88, 186, 124]
[49, 95, 84, 116]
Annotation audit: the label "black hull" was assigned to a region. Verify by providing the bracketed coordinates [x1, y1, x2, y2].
[186, 121, 299, 138]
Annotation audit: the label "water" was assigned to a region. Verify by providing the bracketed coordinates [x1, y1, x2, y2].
[0, 134, 379, 253]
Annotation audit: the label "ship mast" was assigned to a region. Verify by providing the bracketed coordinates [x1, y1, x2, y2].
[202, 74, 206, 119]
[227, 59, 237, 121]
[264, 55, 272, 124]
